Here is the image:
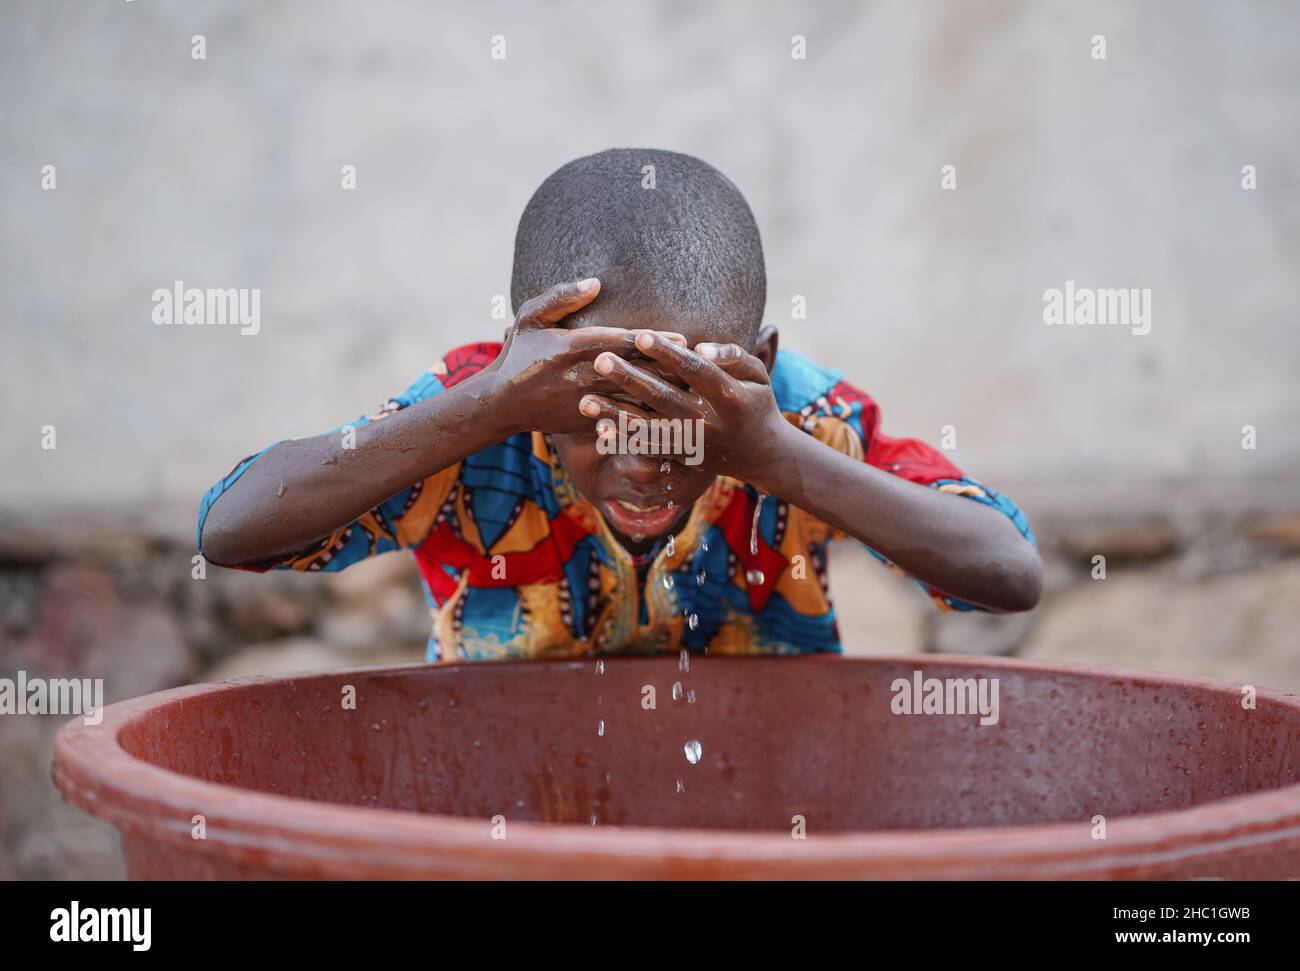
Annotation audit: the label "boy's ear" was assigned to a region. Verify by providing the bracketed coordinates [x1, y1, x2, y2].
[751, 325, 779, 375]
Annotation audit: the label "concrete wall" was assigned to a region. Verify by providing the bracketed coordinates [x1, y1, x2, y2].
[4, 0, 1298, 516]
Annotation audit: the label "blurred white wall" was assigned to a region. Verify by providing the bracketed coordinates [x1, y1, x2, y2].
[3, 0, 1298, 516]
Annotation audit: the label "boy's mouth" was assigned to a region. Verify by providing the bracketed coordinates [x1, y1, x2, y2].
[599, 497, 683, 540]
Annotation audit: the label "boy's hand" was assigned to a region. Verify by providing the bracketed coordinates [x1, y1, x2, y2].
[578, 330, 790, 484]
[486, 279, 687, 435]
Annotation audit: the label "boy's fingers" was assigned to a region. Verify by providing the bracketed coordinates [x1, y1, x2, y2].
[561, 361, 629, 396]
[631, 330, 730, 397]
[515, 278, 601, 330]
[567, 327, 687, 355]
[695, 342, 768, 383]
[592, 353, 702, 419]
[578, 393, 655, 424]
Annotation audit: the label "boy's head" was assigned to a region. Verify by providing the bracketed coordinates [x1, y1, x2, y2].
[511, 148, 774, 552]
[512, 147, 766, 343]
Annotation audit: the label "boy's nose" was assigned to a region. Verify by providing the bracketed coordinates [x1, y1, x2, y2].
[607, 452, 670, 490]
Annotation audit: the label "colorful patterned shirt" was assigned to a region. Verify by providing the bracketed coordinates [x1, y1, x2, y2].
[197, 344, 1034, 661]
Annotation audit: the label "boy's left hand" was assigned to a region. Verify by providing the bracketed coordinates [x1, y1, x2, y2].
[579, 330, 791, 484]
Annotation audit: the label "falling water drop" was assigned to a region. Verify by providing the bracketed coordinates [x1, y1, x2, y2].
[701, 540, 709, 553]
[687, 689, 696, 704]
[749, 493, 767, 556]
[590, 814, 598, 826]
[663, 573, 675, 590]
[745, 568, 766, 586]
[660, 461, 671, 474]
[684, 739, 703, 764]
[598, 720, 605, 737]
[666, 534, 676, 557]
[676, 779, 685, 794]
[276, 481, 287, 498]
[687, 612, 699, 631]
[667, 499, 675, 509]
[595, 660, 605, 675]
[672, 681, 683, 701]
[695, 570, 706, 586]
[679, 650, 690, 672]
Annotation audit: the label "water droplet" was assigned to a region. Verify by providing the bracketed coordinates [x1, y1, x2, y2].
[746, 568, 766, 586]
[676, 779, 685, 794]
[666, 534, 675, 557]
[666, 482, 672, 491]
[672, 681, 683, 701]
[597, 720, 605, 737]
[590, 814, 598, 826]
[660, 461, 671, 474]
[667, 500, 675, 509]
[371, 723, 381, 731]
[749, 493, 766, 555]
[679, 650, 690, 672]
[687, 689, 696, 704]
[663, 573, 675, 589]
[687, 612, 699, 630]
[595, 660, 605, 675]
[701, 540, 709, 553]
[276, 481, 287, 498]
[695, 570, 706, 586]
[684, 739, 703, 764]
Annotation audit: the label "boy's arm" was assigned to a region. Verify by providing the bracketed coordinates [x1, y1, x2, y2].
[582, 331, 1042, 613]
[199, 367, 517, 567]
[753, 424, 1041, 612]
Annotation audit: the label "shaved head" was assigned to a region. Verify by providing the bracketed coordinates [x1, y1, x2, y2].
[511, 148, 767, 345]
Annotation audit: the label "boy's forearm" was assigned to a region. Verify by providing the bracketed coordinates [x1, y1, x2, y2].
[751, 423, 1042, 612]
[200, 369, 519, 567]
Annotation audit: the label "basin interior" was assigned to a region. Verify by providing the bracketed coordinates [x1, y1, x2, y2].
[116, 657, 1300, 833]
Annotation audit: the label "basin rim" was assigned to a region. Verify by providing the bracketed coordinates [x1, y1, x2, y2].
[51, 654, 1300, 879]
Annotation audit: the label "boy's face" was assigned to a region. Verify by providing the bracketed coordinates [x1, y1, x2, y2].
[549, 303, 776, 555]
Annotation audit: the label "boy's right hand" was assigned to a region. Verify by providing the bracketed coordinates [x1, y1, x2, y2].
[485, 278, 686, 435]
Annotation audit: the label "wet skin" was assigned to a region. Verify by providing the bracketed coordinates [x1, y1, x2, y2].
[549, 309, 779, 556]
[201, 278, 1042, 612]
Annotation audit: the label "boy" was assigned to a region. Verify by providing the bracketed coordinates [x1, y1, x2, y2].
[198, 149, 1041, 661]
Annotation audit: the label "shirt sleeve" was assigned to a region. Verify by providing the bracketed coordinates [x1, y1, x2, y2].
[789, 375, 1036, 613]
[196, 343, 499, 573]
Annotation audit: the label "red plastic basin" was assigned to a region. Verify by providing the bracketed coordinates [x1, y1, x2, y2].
[51, 655, 1300, 879]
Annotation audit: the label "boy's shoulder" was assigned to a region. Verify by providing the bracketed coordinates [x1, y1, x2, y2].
[771, 347, 873, 416]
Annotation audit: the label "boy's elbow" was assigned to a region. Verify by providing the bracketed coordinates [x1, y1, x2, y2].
[198, 508, 243, 568]
[996, 547, 1043, 613]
